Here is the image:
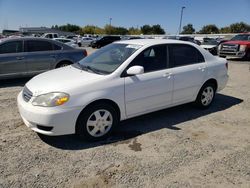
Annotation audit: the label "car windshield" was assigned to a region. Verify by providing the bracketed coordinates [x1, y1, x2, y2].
[231, 34, 250, 41]
[76, 43, 142, 75]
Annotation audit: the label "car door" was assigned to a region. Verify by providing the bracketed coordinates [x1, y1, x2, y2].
[24, 40, 57, 75]
[168, 44, 207, 104]
[0, 40, 26, 78]
[124, 44, 173, 117]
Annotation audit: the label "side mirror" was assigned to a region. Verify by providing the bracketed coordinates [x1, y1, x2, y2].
[126, 66, 144, 75]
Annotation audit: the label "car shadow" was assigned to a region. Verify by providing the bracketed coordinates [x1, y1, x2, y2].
[0, 77, 31, 88]
[39, 93, 243, 150]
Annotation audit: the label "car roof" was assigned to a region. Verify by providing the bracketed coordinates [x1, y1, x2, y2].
[116, 39, 195, 46]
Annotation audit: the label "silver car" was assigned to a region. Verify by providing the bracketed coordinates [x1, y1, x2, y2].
[0, 37, 87, 80]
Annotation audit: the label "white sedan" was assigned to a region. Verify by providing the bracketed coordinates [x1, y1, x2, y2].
[77, 37, 94, 47]
[17, 39, 228, 140]
[53, 38, 78, 48]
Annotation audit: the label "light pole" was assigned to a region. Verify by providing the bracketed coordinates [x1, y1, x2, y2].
[109, 17, 112, 26]
[178, 6, 185, 35]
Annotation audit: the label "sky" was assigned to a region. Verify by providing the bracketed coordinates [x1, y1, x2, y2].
[0, 0, 249, 34]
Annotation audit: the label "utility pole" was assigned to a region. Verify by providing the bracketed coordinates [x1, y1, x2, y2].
[109, 17, 112, 26]
[178, 6, 185, 35]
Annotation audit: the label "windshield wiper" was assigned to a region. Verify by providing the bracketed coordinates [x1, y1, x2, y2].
[82, 65, 106, 75]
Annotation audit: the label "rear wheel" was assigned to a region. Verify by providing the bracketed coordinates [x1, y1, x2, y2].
[195, 83, 215, 109]
[76, 103, 119, 141]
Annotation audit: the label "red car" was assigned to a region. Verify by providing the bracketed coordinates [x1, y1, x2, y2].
[218, 33, 250, 60]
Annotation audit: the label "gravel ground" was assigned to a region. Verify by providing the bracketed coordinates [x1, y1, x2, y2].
[0, 57, 250, 188]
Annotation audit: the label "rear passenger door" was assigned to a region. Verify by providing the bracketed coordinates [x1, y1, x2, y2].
[24, 40, 57, 74]
[169, 44, 207, 104]
[0, 40, 26, 78]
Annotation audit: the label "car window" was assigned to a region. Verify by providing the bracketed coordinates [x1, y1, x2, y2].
[128, 45, 167, 73]
[0, 41, 23, 54]
[169, 44, 204, 67]
[26, 40, 53, 52]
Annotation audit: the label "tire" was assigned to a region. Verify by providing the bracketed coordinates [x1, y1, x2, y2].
[76, 103, 119, 141]
[56, 62, 72, 68]
[195, 83, 216, 109]
[242, 50, 250, 61]
[78, 43, 82, 47]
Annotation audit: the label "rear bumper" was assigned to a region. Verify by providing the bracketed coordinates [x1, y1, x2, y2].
[217, 74, 229, 92]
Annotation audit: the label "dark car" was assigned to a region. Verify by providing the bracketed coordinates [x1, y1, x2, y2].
[0, 37, 87, 80]
[91, 36, 121, 48]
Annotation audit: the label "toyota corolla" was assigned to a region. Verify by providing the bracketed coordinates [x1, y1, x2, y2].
[17, 39, 228, 140]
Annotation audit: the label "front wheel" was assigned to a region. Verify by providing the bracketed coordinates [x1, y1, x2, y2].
[195, 83, 215, 109]
[76, 103, 119, 141]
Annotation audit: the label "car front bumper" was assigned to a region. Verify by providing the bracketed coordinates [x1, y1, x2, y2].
[218, 51, 246, 58]
[17, 92, 82, 136]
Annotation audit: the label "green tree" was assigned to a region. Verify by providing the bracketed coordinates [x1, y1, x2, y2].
[128, 27, 141, 35]
[220, 26, 231, 33]
[181, 24, 195, 34]
[141, 24, 165, 34]
[141, 25, 152, 34]
[114, 27, 128, 35]
[82, 25, 104, 35]
[199, 24, 219, 34]
[58, 24, 81, 33]
[229, 22, 250, 33]
[151, 24, 165, 34]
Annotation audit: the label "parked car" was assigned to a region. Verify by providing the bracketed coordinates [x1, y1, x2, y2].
[77, 37, 94, 47]
[0, 38, 87, 80]
[91, 36, 121, 48]
[17, 39, 228, 141]
[41, 33, 59, 39]
[218, 33, 250, 60]
[53, 38, 78, 48]
[200, 39, 219, 55]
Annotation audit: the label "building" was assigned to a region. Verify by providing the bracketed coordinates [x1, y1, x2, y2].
[19, 27, 75, 36]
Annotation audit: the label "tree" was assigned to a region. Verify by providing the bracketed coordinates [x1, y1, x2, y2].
[81, 25, 104, 35]
[220, 26, 231, 33]
[151, 24, 165, 34]
[141, 25, 152, 34]
[57, 24, 81, 33]
[181, 24, 195, 34]
[128, 27, 141, 35]
[199, 24, 219, 34]
[229, 22, 250, 33]
[114, 27, 128, 35]
[141, 24, 165, 34]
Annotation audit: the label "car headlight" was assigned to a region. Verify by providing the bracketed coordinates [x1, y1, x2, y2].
[239, 45, 247, 51]
[32, 92, 70, 107]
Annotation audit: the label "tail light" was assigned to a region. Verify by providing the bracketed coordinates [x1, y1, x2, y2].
[83, 50, 87, 57]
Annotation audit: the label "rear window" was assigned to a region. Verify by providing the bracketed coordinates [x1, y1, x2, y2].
[26, 40, 53, 52]
[0, 41, 23, 54]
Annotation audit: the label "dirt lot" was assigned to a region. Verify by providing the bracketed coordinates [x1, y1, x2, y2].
[0, 59, 250, 188]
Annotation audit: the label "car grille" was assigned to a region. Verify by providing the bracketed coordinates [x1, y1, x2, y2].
[22, 86, 33, 102]
[221, 44, 239, 52]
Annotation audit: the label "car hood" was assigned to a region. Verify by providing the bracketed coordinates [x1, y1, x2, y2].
[26, 65, 104, 96]
[223, 40, 250, 45]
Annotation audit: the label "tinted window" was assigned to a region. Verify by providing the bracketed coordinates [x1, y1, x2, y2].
[0, 41, 22, 54]
[26, 40, 53, 52]
[129, 45, 167, 73]
[169, 44, 204, 67]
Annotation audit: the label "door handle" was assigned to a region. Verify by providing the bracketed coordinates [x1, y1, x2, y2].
[163, 72, 172, 78]
[16, 57, 24, 60]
